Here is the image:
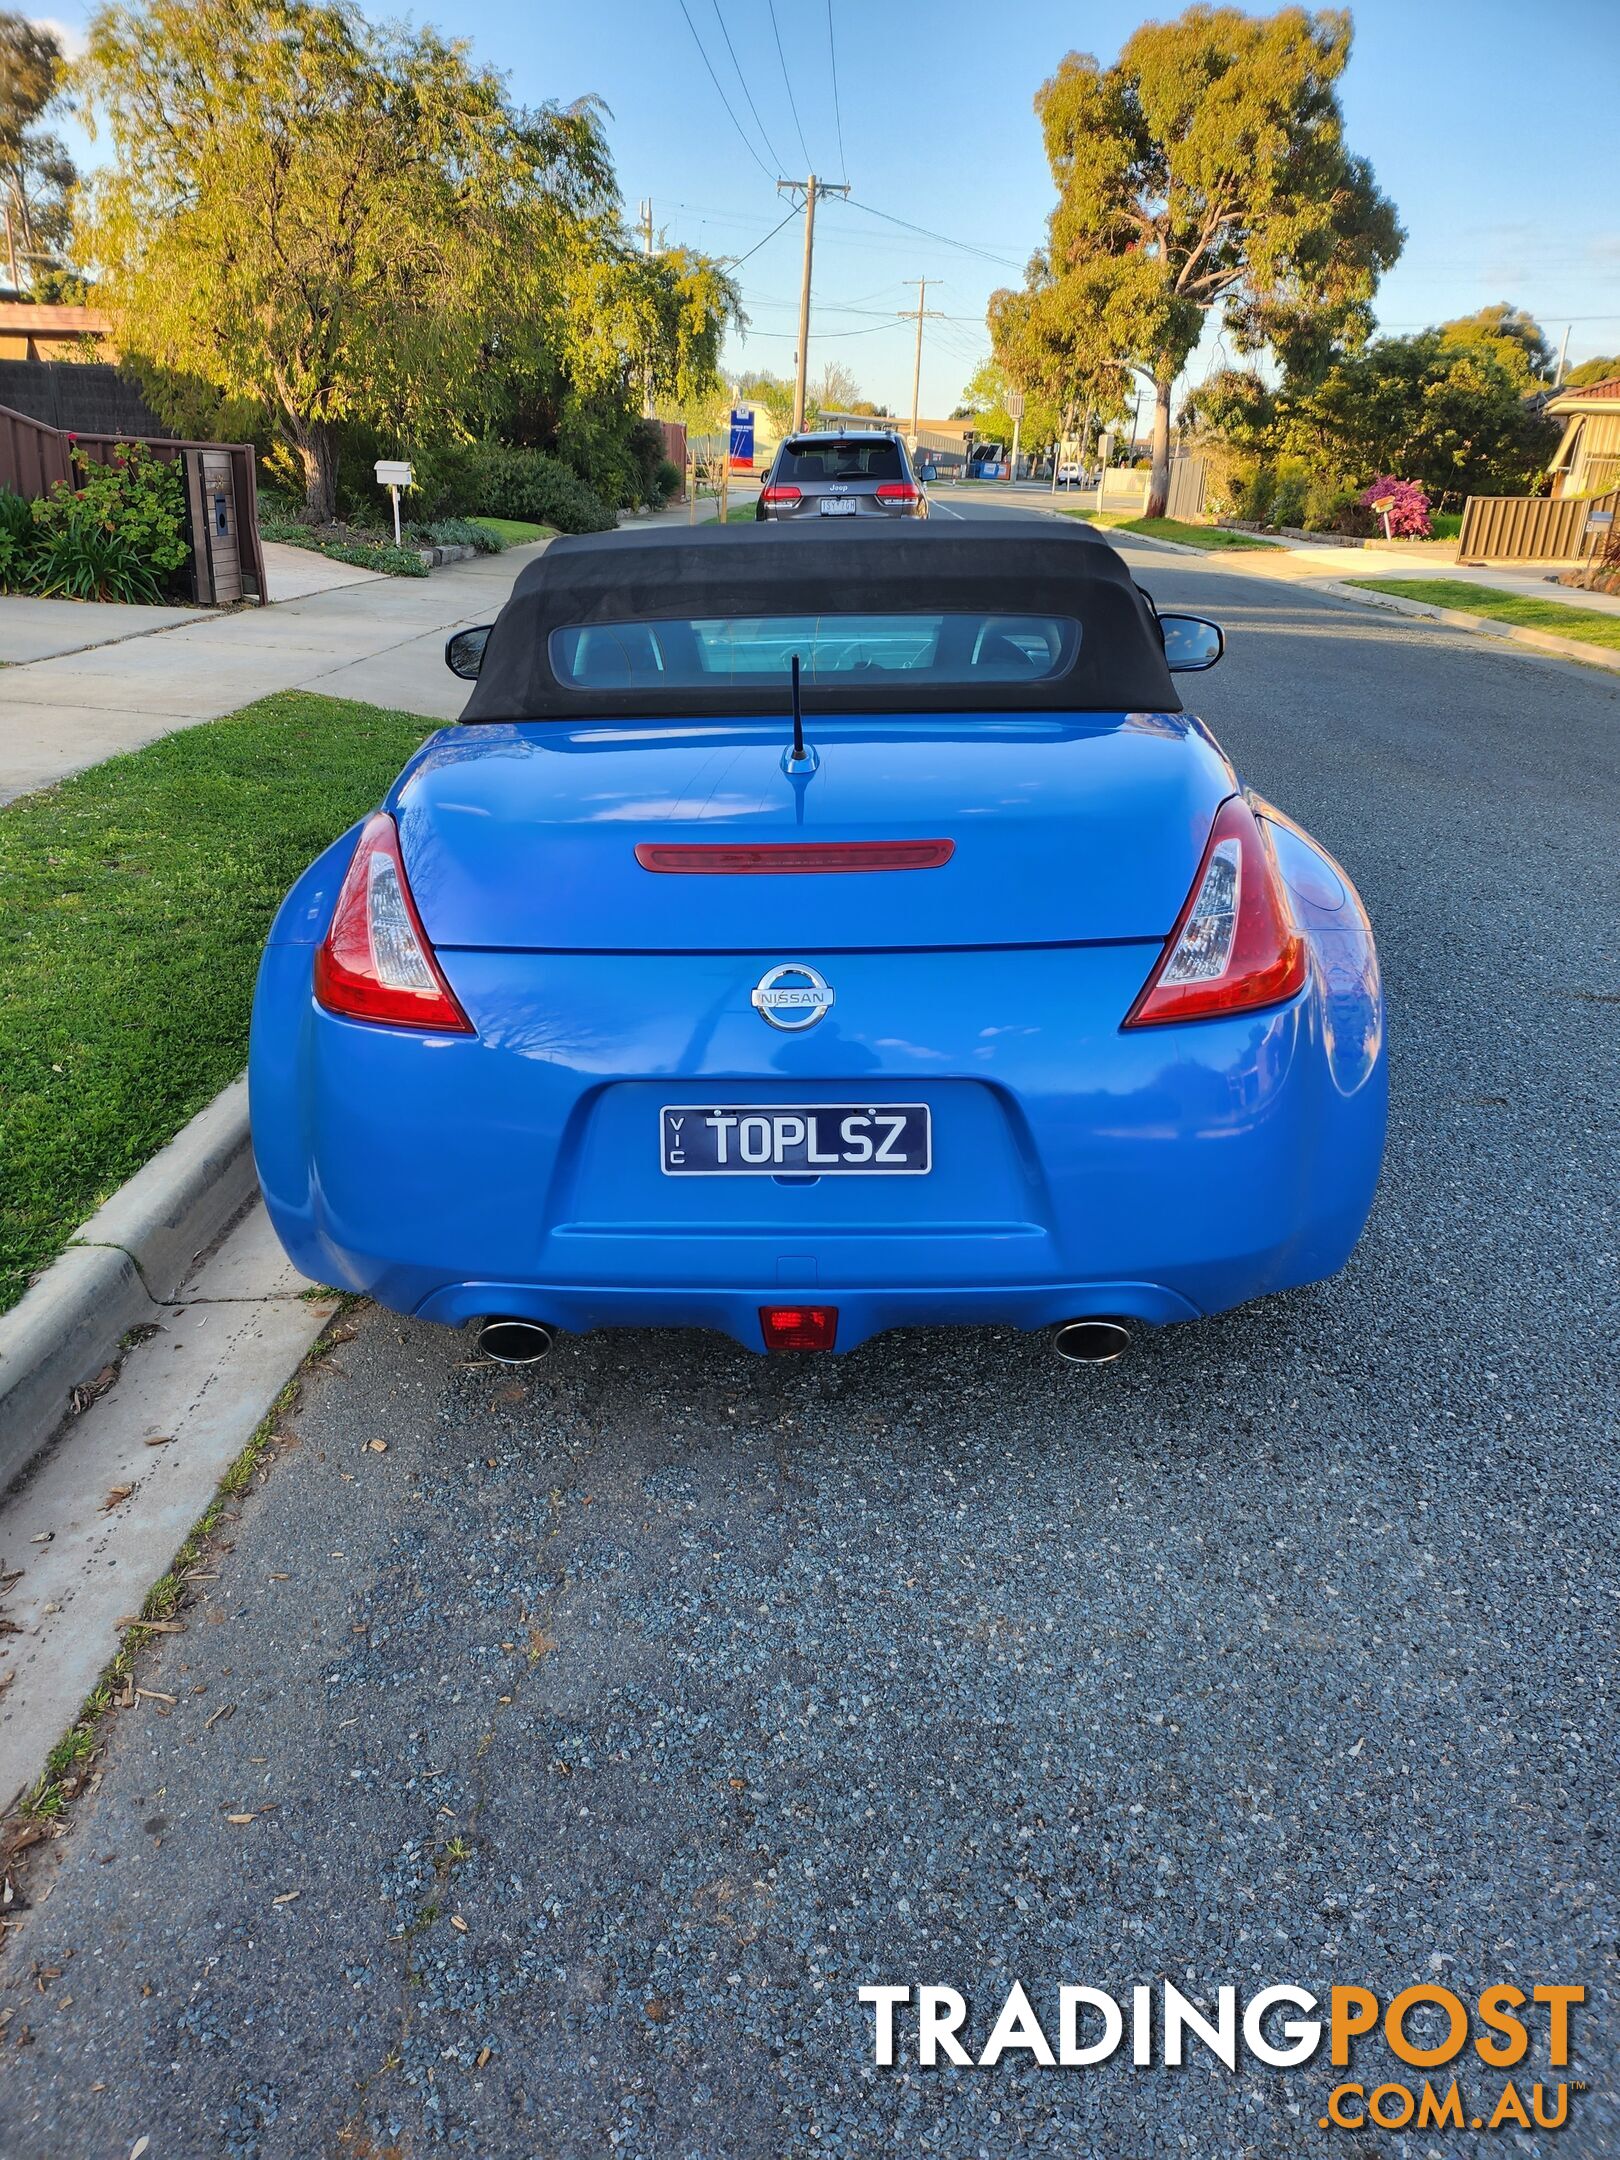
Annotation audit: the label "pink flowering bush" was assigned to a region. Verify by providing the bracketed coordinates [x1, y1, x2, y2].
[1358, 476, 1432, 539]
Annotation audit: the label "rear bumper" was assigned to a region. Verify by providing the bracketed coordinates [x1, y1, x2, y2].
[251, 897, 1386, 1354]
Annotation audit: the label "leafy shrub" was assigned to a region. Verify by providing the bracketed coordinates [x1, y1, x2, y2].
[425, 516, 504, 553]
[320, 539, 429, 577]
[1303, 478, 1375, 535]
[652, 458, 682, 505]
[3, 446, 192, 602]
[0, 487, 40, 590]
[1358, 476, 1432, 538]
[61, 444, 190, 582]
[1265, 456, 1313, 530]
[1243, 461, 1277, 525]
[420, 442, 617, 533]
[32, 504, 168, 603]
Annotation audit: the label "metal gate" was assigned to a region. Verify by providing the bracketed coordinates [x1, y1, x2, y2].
[1457, 489, 1619, 565]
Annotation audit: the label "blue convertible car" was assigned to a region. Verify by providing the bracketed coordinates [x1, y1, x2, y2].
[250, 521, 1385, 1363]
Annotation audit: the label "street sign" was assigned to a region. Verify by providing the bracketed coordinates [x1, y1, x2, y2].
[729, 408, 755, 474]
[1005, 390, 1025, 420]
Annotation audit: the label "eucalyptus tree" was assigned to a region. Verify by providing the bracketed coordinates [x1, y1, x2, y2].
[1002, 6, 1402, 516]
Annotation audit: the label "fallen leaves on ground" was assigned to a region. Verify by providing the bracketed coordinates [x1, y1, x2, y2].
[100, 1486, 134, 1512]
[70, 1368, 118, 1416]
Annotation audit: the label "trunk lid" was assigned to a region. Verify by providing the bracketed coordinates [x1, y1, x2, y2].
[395, 715, 1232, 952]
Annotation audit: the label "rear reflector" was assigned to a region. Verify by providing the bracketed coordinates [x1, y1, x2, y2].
[1123, 794, 1306, 1028]
[760, 1305, 838, 1352]
[314, 812, 474, 1034]
[874, 482, 920, 503]
[760, 484, 802, 505]
[636, 839, 954, 875]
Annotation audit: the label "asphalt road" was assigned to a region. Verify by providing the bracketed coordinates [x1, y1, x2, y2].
[6, 512, 1618, 2159]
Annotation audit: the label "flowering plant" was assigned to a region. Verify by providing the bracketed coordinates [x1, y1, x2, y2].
[1358, 476, 1431, 539]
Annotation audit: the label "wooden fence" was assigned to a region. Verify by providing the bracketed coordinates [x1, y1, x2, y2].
[1457, 489, 1619, 566]
[0, 400, 265, 602]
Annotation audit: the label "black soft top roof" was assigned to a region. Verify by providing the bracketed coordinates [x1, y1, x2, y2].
[459, 519, 1180, 720]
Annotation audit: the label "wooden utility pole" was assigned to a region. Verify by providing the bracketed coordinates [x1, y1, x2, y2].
[900, 279, 944, 449]
[639, 199, 655, 416]
[777, 174, 849, 430]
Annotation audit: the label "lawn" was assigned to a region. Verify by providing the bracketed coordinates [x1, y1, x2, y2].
[0, 692, 434, 1313]
[1344, 578, 1620, 653]
[1063, 510, 1281, 550]
[469, 516, 556, 546]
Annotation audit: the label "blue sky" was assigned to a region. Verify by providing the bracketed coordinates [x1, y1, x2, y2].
[38, 0, 1620, 417]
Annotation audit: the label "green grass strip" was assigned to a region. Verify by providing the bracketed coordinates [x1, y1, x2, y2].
[1059, 509, 1280, 550]
[1343, 578, 1620, 652]
[469, 517, 557, 546]
[0, 692, 433, 1313]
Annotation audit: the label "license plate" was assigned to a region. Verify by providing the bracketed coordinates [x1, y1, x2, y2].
[818, 496, 858, 517]
[661, 1104, 930, 1174]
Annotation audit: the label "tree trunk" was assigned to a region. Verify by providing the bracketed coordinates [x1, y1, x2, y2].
[1146, 374, 1173, 519]
[292, 424, 338, 522]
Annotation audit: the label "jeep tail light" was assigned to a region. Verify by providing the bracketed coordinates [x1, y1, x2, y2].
[760, 1305, 838, 1352]
[760, 484, 802, 506]
[1124, 795, 1305, 1027]
[875, 482, 919, 503]
[314, 812, 473, 1033]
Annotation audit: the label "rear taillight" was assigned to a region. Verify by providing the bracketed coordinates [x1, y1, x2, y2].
[760, 484, 802, 506]
[1123, 795, 1306, 1028]
[314, 812, 473, 1034]
[875, 482, 919, 504]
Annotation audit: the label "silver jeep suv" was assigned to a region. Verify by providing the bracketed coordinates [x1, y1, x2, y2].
[755, 430, 928, 521]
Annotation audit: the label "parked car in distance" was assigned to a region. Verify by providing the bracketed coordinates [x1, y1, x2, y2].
[1056, 459, 1084, 485]
[757, 430, 927, 521]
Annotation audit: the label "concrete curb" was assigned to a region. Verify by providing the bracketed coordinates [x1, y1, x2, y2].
[0, 1078, 256, 1493]
[1314, 580, 1620, 674]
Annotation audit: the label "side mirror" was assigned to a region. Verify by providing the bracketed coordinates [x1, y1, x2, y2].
[445, 625, 492, 680]
[1159, 613, 1224, 671]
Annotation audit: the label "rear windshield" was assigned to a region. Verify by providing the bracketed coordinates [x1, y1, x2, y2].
[774, 438, 906, 483]
[549, 613, 1079, 692]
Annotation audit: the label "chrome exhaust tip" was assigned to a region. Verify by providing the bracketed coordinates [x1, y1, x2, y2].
[1052, 1318, 1131, 1365]
[474, 1317, 554, 1365]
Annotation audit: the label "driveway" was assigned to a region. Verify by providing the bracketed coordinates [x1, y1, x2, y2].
[0, 541, 548, 806]
[4, 528, 1617, 2157]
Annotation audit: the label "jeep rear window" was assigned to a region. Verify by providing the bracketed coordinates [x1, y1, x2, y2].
[549, 613, 1079, 691]
[774, 438, 907, 482]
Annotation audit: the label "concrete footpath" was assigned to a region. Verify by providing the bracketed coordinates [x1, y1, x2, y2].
[0, 1199, 335, 1814]
[0, 538, 550, 806]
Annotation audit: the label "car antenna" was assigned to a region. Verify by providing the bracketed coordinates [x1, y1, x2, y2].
[790, 654, 806, 763]
[782, 652, 818, 777]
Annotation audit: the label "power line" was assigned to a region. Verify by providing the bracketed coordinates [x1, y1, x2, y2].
[767, 0, 812, 171]
[825, 0, 848, 183]
[836, 196, 1024, 273]
[710, 1, 784, 174]
[740, 318, 899, 341]
[675, 0, 776, 183]
[724, 207, 802, 271]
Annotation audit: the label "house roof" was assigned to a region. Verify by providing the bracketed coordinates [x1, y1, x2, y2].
[1548, 376, 1620, 414]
